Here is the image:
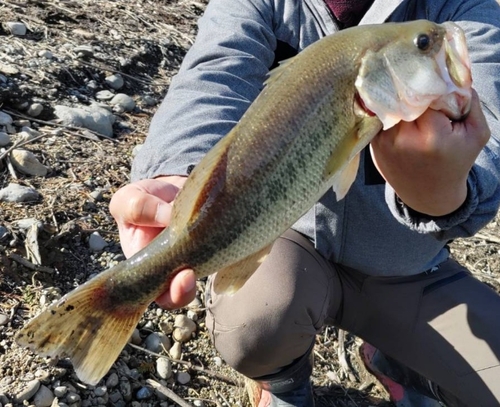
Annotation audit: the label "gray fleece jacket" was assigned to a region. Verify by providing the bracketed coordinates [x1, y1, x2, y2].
[132, 0, 500, 276]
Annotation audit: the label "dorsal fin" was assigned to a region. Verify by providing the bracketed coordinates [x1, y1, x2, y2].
[264, 56, 296, 87]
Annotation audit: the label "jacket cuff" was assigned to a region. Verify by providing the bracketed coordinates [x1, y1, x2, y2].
[385, 172, 479, 234]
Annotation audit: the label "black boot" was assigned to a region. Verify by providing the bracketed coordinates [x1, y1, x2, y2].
[254, 345, 315, 406]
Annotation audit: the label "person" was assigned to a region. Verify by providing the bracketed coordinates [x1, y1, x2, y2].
[110, 0, 500, 405]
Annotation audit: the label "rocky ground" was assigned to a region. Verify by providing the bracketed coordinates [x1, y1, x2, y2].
[0, 1, 499, 406]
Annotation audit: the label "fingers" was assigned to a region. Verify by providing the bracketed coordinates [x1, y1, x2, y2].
[156, 269, 197, 309]
[110, 179, 181, 228]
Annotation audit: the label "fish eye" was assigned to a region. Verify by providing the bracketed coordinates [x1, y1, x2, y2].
[415, 33, 431, 51]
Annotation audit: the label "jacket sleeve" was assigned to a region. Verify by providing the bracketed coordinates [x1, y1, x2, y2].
[131, 0, 276, 181]
[385, 0, 500, 239]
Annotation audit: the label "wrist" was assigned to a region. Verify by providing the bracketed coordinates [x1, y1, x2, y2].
[397, 179, 468, 217]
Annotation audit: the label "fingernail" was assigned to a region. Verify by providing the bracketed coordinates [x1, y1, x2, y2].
[155, 202, 172, 226]
[180, 269, 196, 294]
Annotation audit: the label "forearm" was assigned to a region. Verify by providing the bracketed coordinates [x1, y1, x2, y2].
[131, 0, 276, 181]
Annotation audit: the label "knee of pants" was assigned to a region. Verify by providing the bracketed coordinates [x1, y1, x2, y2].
[206, 295, 319, 378]
[204, 231, 337, 378]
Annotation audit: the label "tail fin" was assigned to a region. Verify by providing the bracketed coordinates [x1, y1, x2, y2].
[16, 274, 149, 385]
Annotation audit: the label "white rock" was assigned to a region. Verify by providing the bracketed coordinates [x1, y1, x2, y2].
[173, 314, 197, 342]
[11, 149, 49, 176]
[110, 93, 135, 112]
[33, 385, 54, 407]
[156, 357, 172, 380]
[105, 74, 124, 90]
[88, 231, 107, 251]
[169, 341, 182, 360]
[27, 103, 44, 117]
[0, 314, 8, 325]
[6, 22, 26, 36]
[14, 379, 40, 402]
[54, 104, 115, 137]
[0, 183, 39, 202]
[96, 90, 115, 101]
[0, 132, 11, 146]
[38, 50, 53, 59]
[0, 111, 13, 126]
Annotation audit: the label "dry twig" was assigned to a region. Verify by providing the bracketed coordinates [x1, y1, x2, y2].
[146, 379, 194, 407]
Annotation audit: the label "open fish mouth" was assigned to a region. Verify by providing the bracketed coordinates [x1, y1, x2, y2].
[431, 22, 473, 120]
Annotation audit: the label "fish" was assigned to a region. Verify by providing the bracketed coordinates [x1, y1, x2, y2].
[16, 20, 472, 386]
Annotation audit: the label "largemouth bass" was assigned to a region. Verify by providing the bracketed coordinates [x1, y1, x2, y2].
[16, 20, 472, 385]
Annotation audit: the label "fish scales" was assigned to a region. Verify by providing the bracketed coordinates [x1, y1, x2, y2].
[15, 20, 473, 385]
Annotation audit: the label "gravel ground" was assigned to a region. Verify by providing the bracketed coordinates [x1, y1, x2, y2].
[0, 1, 499, 406]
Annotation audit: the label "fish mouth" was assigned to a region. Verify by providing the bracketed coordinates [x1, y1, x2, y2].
[430, 22, 472, 120]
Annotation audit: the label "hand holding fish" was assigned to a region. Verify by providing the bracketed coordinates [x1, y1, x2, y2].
[370, 89, 490, 216]
[109, 176, 197, 309]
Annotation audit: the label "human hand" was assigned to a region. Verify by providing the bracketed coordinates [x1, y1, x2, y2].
[370, 89, 490, 216]
[110, 175, 197, 309]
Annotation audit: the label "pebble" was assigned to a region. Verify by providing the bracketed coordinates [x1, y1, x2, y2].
[0, 225, 8, 240]
[0, 183, 40, 203]
[95, 90, 115, 101]
[88, 231, 107, 251]
[27, 103, 44, 117]
[156, 357, 172, 380]
[105, 372, 119, 388]
[14, 379, 40, 402]
[16, 130, 39, 143]
[90, 189, 104, 201]
[54, 104, 115, 137]
[109, 391, 123, 403]
[53, 386, 68, 398]
[173, 314, 197, 343]
[193, 401, 206, 407]
[0, 132, 11, 146]
[176, 371, 191, 385]
[74, 45, 94, 57]
[213, 356, 223, 367]
[33, 385, 54, 407]
[89, 385, 104, 397]
[11, 149, 49, 176]
[140, 95, 157, 107]
[0, 111, 13, 126]
[169, 341, 182, 360]
[110, 93, 135, 112]
[105, 74, 124, 90]
[38, 49, 53, 59]
[135, 387, 152, 400]
[0, 314, 8, 326]
[119, 379, 132, 401]
[129, 329, 142, 345]
[6, 22, 27, 36]
[144, 332, 171, 353]
[65, 392, 81, 403]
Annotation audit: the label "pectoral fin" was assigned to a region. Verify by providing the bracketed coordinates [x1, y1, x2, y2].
[213, 244, 273, 295]
[331, 153, 360, 201]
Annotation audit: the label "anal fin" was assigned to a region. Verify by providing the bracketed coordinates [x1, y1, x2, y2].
[213, 244, 273, 295]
